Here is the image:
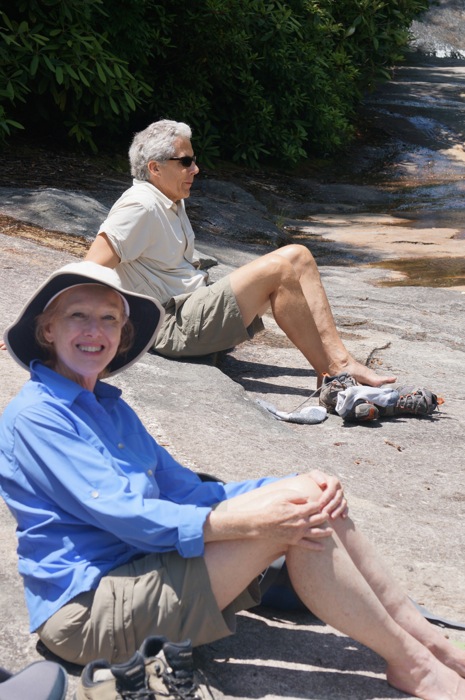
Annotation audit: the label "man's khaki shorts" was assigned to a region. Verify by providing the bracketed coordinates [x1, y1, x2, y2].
[153, 276, 264, 357]
[37, 551, 260, 666]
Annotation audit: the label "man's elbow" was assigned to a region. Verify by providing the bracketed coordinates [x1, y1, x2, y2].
[85, 233, 121, 268]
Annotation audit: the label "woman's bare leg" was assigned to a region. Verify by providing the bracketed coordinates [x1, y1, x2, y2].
[330, 516, 465, 678]
[203, 475, 465, 699]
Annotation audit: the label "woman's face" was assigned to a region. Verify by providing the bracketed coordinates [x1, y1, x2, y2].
[42, 285, 126, 390]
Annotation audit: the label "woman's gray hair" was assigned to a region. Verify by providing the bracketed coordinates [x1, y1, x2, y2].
[129, 119, 192, 181]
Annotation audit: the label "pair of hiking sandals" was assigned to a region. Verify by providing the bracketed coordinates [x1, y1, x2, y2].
[319, 372, 443, 422]
[0, 636, 208, 700]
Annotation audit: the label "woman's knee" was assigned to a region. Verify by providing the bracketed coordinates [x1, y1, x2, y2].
[279, 473, 323, 500]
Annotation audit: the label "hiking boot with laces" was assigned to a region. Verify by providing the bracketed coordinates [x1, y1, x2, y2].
[75, 650, 154, 699]
[319, 372, 359, 412]
[378, 385, 443, 417]
[141, 637, 212, 700]
[318, 372, 378, 422]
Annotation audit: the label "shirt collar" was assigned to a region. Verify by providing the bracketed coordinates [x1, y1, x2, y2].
[132, 178, 183, 212]
[30, 360, 122, 406]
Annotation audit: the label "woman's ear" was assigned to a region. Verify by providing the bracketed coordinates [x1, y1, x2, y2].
[42, 321, 54, 344]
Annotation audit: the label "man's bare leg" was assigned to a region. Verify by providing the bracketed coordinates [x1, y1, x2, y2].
[230, 244, 396, 387]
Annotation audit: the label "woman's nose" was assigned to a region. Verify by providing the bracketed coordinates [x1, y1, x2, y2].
[82, 317, 101, 333]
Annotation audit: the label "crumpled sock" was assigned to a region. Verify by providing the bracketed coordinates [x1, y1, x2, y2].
[336, 386, 399, 419]
[257, 399, 327, 425]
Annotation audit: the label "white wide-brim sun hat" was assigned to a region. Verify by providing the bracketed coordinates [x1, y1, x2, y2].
[3, 261, 165, 376]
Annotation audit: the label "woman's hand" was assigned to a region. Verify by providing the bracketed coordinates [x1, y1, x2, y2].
[310, 469, 349, 520]
[261, 492, 333, 550]
[208, 488, 333, 551]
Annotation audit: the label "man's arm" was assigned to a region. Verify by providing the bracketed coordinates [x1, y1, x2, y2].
[85, 233, 121, 268]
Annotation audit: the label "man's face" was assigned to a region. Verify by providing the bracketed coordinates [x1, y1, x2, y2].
[149, 137, 199, 202]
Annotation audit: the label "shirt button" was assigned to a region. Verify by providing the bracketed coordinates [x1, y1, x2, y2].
[91, 490, 99, 499]
[117, 442, 124, 449]
[147, 469, 153, 476]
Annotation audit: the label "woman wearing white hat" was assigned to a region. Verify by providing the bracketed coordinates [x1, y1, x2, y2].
[0, 261, 464, 700]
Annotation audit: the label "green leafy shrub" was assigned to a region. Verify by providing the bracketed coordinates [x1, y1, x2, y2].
[136, 0, 428, 165]
[0, 0, 151, 150]
[0, 0, 429, 164]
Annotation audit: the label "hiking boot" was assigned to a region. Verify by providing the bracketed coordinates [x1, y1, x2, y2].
[75, 651, 154, 699]
[319, 373, 381, 422]
[343, 399, 379, 422]
[378, 385, 443, 417]
[319, 372, 358, 413]
[141, 637, 212, 700]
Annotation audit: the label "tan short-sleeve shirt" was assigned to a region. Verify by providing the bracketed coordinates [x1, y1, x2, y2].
[99, 179, 207, 304]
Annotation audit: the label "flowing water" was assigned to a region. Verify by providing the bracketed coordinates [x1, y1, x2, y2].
[317, 0, 465, 287]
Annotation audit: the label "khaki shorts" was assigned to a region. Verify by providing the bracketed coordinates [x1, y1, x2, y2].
[154, 276, 264, 357]
[37, 551, 260, 666]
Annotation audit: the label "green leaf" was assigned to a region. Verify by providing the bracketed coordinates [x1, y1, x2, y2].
[65, 64, 79, 80]
[109, 95, 119, 114]
[1, 13, 15, 32]
[96, 62, 106, 83]
[30, 54, 39, 76]
[78, 68, 90, 87]
[43, 54, 54, 72]
[124, 91, 136, 110]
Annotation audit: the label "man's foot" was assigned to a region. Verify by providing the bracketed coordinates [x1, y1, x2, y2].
[338, 360, 396, 388]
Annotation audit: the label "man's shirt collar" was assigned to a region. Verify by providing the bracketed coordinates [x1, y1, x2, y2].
[132, 178, 182, 212]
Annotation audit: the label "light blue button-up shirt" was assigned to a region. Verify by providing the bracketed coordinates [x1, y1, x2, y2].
[0, 362, 276, 631]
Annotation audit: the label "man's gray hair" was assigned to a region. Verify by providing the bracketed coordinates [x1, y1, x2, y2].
[129, 119, 192, 181]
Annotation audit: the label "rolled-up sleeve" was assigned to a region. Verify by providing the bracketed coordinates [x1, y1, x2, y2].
[11, 401, 212, 557]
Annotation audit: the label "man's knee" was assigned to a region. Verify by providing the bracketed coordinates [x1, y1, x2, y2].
[275, 244, 318, 276]
[255, 252, 297, 284]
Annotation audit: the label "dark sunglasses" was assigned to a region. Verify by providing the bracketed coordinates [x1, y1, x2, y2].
[169, 155, 197, 167]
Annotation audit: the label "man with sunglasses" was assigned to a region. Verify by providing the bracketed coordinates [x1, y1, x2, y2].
[86, 119, 395, 388]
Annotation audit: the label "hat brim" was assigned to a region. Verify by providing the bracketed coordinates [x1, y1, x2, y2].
[4, 262, 164, 376]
